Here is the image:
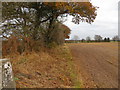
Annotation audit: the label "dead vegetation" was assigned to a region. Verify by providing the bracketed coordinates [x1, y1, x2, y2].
[5, 44, 77, 88]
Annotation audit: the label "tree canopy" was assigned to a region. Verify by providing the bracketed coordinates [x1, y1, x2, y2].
[2, 2, 98, 47]
[2, 2, 97, 24]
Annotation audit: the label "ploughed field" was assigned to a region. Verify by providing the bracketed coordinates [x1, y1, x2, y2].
[68, 42, 118, 88]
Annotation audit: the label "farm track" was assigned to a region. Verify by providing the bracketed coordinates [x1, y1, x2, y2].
[68, 42, 118, 88]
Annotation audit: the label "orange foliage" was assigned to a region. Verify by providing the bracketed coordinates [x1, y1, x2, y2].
[44, 2, 97, 23]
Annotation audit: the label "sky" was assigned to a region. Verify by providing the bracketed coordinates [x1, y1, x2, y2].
[63, 0, 119, 40]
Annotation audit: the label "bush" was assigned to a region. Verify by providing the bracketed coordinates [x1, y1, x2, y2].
[47, 42, 57, 48]
[2, 36, 44, 56]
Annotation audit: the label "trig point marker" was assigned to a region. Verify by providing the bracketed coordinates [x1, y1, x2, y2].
[0, 59, 16, 89]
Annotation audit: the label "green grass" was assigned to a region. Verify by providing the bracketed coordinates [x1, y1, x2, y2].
[14, 77, 20, 81]
[62, 44, 81, 88]
[67, 56, 81, 88]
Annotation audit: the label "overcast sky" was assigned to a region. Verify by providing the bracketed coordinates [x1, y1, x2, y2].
[64, 0, 119, 40]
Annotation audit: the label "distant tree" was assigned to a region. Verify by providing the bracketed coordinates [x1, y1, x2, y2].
[112, 35, 120, 41]
[104, 37, 110, 42]
[94, 35, 102, 42]
[86, 36, 91, 42]
[81, 39, 85, 42]
[104, 38, 107, 42]
[72, 35, 79, 40]
[107, 37, 110, 42]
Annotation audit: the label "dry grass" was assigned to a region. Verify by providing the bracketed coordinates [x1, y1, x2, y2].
[6, 44, 76, 88]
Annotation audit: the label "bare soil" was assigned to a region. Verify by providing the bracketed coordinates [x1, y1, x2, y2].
[68, 42, 118, 88]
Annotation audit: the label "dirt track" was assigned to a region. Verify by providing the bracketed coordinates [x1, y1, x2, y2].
[68, 42, 118, 88]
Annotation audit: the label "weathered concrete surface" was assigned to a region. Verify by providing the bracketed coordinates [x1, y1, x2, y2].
[0, 59, 16, 89]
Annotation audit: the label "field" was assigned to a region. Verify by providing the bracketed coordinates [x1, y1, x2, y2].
[4, 42, 118, 88]
[68, 42, 118, 88]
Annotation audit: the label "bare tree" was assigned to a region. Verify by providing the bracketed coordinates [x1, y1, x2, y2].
[112, 35, 120, 41]
[94, 35, 102, 42]
[86, 36, 91, 42]
[72, 35, 79, 40]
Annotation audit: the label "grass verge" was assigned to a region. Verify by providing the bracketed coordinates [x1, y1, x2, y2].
[5, 44, 80, 88]
[62, 44, 81, 88]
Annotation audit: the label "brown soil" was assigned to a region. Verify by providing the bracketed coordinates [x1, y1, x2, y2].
[68, 42, 118, 88]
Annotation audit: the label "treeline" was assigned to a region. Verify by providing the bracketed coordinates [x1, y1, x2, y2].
[1, 2, 97, 56]
[2, 22, 71, 56]
[66, 35, 120, 43]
